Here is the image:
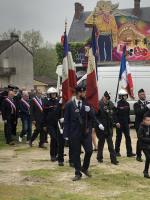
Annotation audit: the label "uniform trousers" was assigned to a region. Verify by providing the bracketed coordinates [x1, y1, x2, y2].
[70, 134, 93, 176]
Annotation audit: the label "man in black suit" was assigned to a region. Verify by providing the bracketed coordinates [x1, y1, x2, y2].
[64, 86, 99, 181]
[1, 89, 17, 145]
[29, 89, 45, 148]
[134, 89, 149, 162]
[19, 91, 32, 143]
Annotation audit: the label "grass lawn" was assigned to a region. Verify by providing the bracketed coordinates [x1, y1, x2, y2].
[0, 121, 150, 200]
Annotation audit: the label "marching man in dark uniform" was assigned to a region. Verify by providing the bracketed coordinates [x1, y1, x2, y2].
[95, 91, 119, 165]
[29, 89, 45, 148]
[19, 91, 32, 143]
[56, 95, 66, 166]
[134, 89, 149, 162]
[63, 85, 96, 181]
[44, 87, 59, 161]
[138, 112, 150, 178]
[1, 89, 17, 145]
[115, 89, 135, 157]
[8, 85, 20, 137]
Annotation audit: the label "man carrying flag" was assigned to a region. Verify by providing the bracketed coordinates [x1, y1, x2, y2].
[115, 46, 136, 158]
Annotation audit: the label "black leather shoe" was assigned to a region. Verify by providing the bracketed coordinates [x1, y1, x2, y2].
[93, 148, 98, 152]
[29, 140, 32, 147]
[51, 157, 57, 162]
[39, 144, 47, 148]
[116, 152, 121, 157]
[9, 141, 15, 145]
[136, 157, 143, 162]
[81, 170, 92, 177]
[97, 159, 103, 163]
[58, 162, 64, 166]
[111, 160, 119, 165]
[69, 162, 74, 168]
[127, 153, 136, 157]
[72, 175, 82, 181]
[144, 172, 150, 178]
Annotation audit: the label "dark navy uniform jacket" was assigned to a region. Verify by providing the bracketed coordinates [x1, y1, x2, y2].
[43, 98, 59, 127]
[116, 99, 130, 125]
[134, 100, 149, 131]
[95, 99, 117, 136]
[138, 124, 150, 150]
[63, 99, 94, 139]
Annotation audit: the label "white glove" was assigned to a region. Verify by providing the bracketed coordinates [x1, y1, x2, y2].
[59, 98, 63, 104]
[116, 123, 121, 129]
[147, 103, 150, 109]
[85, 106, 90, 112]
[64, 137, 68, 141]
[99, 124, 104, 131]
[59, 118, 64, 123]
[60, 129, 63, 134]
[4, 120, 7, 124]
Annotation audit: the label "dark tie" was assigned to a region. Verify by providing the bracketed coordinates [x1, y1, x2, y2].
[78, 101, 81, 110]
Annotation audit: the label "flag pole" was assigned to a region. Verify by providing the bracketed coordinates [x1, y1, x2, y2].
[92, 13, 98, 81]
[115, 45, 126, 103]
[65, 19, 67, 33]
[115, 76, 120, 103]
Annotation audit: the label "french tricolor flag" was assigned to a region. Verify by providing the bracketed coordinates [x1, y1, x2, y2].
[62, 30, 71, 104]
[86, 26, 99, 112]
[62, 28, 76, 104]
[119, 46, 134, 98]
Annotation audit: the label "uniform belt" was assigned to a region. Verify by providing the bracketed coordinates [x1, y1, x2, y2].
[99, 32, 111, 36]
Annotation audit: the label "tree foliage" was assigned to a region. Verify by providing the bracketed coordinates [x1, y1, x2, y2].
[34, 47, 57, 79]
[56, 42, 85, 64]
[22, 30, 43, 54]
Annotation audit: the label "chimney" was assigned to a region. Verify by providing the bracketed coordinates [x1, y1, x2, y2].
[75, 2, 84, 20]
[10, 32, 19, 41]
[133, 0, 141, 17]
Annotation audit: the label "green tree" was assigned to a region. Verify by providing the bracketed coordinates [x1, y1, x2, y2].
[22, 30, 43, 54]
[33, 47, 57, 80]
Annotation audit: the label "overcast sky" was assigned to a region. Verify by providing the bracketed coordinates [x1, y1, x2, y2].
[0, 0, 150, 44]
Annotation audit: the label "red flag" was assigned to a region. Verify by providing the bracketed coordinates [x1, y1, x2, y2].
[86, 48, 99, 112]
[68, 52, 77, 91]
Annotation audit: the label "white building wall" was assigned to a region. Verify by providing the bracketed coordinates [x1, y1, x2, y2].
[0, 41, 33, 90]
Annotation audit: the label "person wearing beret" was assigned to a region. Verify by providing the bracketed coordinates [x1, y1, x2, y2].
[95, 91, 119, 165]
[134, 89, 150, 162]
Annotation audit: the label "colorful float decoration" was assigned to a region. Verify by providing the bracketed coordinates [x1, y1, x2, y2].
[85, 0, 150, 62]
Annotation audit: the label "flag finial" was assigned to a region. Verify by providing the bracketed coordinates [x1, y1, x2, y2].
[65, 19, 67, 32]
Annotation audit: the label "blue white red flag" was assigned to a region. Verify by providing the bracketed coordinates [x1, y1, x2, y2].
[86, 26, 99, 112]
[62, 30, 71, 104]
[119, 46, 134, 98]
[62, 30, 76, 103]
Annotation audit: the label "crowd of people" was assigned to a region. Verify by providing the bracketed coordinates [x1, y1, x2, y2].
[0, 85, 150, 181]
